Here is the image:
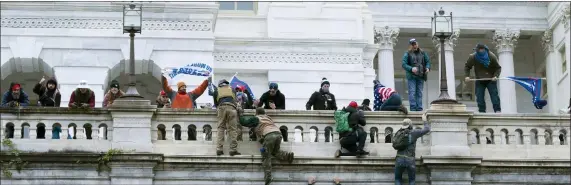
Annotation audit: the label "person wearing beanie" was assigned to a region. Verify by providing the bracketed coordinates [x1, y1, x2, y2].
[401, 38, 431, 111]
[208, 78, 241, 156]
[33, 76, 61, 107]
[1, 82, 30, 107]
[306, 77, 337, 110]
[358, 99, 372, 111]
[373, 80, 408, 114]
[255, 82, 286, 110]
[393, 113, 430, 185]
[69, 80, 95, 108]
[335, 101, 369, 158]
[160, 71, 209, 109]
[156, 90, 171, 108]
[465, 43, 502, 113]
[103, 80, 125, 107]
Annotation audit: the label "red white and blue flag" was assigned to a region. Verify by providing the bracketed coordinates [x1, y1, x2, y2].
[230, 75, 256, 99]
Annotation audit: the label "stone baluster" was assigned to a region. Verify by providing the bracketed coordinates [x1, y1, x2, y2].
[21, 125, 30, 139]
[494, 134, 502, 145]
[538, 134, 546, 145]
[493, 29, 520, 113]
[45, 128, 52, 140]
[181, 128, 189, 141]
[523, 133, 531, 145]
[374, 26, 399, 88]
[14, 127, 21, 139]
[432, 29, 460, 99]
[508, 134, 516, 145]
[553, 135, 561, 146]
[479, 134, 487, 145]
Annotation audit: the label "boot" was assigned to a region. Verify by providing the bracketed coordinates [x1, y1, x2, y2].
[229, 151, 241, 156]
[399, 104, 409, 115]
[287, 152, 294, 164]
[216, 150, 224, 156]
[356, 150, 369, 158]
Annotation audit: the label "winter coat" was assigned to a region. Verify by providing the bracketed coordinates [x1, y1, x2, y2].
[161, 76, 208, 109]
[402, 48, 431, 81]
[306, 89, 337, 110]
[257, 90, 286, 109]
[102, 90, 125, 107]
[33, 78, 61, 107]
[1, 82, 30, 107]
[68, 89, 95, 107]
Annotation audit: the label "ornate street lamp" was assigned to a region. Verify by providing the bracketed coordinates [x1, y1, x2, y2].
[121, 3, 144, 99]
[431, 7, 458, 104]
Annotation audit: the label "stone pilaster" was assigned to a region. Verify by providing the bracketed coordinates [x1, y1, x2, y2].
[432, 29, 460, 100]
[109, 154, 163, 185]
[542, 30, 557, 113]
[493, 29, 520, 113]
[108, 98, 156, 152]
[374, 26, 399, 89]
[424, 104, 481, 185]
[363, 44, 380, 100]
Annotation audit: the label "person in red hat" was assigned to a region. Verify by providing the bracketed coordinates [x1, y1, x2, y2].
[335, 101, 369, 158]
[1, 82, 30, 107]
[156, 90, 171, 108]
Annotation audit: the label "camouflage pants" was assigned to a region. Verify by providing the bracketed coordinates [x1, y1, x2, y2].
[216, 104, 239, 152]
[262, 132, 290, 184]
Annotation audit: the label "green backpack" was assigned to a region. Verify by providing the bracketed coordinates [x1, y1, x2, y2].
[334, 110, 352, 133]
[392, 128, 412, 150]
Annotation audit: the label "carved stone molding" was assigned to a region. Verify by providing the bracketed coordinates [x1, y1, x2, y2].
[213, 52, 362, 64]
[0, 17, 212, 31]
[541, 29, 554, 53]
[492, 29, 520, 53]
[560, 4, 570, 31]
[432, 29, 460, 52]
[374, 26, 400, 50]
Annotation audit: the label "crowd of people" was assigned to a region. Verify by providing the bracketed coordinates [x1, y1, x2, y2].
[4, 39, 560, 185]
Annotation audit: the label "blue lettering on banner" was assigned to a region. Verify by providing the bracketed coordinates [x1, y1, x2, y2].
[169, 63, 213, 78]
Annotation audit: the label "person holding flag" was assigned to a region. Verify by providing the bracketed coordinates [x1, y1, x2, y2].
[161, 68, 209, 109]
[464, 43, 502, 113]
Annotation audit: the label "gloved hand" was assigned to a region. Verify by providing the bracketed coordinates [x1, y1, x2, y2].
[81, 103, 90, 108]
[9, 101, 18, 107]
[71, 102, 79, 108]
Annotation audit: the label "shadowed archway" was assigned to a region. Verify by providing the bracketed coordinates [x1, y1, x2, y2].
[1, 57, 54, 106]
[106, 59, 162, 104]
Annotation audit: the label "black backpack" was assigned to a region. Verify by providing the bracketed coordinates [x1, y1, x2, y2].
[392, 128, 412, 150]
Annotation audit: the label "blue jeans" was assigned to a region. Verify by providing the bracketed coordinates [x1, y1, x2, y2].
[395, 157, 416, 185]
[381, 94, 403, 111]
[407, 78, 424, 111]
[475, 80, 501, 113]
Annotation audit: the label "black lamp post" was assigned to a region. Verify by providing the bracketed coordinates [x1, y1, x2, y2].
[431, 7, 459, 105]
[121, 3, 144, 99]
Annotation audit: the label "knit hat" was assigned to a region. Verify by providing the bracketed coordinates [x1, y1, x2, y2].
[177, 81, 186, 90]
[409, 38, 417, 45]
[362, 99, 370, 106]
[160, 90, 166, 96]
[321, 77, 330, 87]
[348, 101, 358, 108]
[269, 82, 278, 90]
[110, 80, 120, 89]
[11, 84, 21, 91]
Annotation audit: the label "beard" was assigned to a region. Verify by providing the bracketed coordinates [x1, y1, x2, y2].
[12, 93, 20, 99]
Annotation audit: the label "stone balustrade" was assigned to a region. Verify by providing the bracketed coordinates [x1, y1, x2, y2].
[1, 104, 570, 185]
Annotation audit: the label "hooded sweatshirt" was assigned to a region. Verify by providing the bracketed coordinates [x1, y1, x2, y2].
[33, 78, 61, 107]
[1, 82, 30, 107]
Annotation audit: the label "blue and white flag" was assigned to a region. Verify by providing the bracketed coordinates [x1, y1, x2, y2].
[168, 63, 213, 78]
[230, 75, 256, 100]
[506, 76, 547, 109]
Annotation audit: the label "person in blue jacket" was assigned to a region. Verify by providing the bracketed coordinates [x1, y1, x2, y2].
[1, 82, 30, 107]
[401, 38, 431, 111]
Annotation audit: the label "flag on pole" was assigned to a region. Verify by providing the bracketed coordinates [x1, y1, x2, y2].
[506, 76, 547, 109]
[230, 74, 256, 100]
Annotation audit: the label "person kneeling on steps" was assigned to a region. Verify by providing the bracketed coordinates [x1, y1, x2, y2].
[240, 107, 294, 185]
[335, 101, 369, 158]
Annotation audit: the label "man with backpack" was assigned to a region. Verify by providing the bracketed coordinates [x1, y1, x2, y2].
[401, 38, 431, 112]
[334, 101, 369, 158]
[392, 113, 430, 185]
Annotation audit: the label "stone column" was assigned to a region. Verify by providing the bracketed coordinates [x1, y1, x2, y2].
[423, 104, 481, 185]
[492, 29, 520, 113]
[108, 98, 156, 152]
[433, 30, 460, 100]
[541, 30, 557, 113]
[374, 26, 399, 89]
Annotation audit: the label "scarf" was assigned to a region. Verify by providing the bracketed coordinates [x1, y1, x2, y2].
[474, 46, 490, 68]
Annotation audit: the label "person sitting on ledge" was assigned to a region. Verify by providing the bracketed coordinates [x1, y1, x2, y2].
[161, 70, 209, 109]
[239, 107, 294, 185]
[335, 101, 369, 158]
[1, 82, 29, 107]
[308, 176, 342, 185]
[68, 80, 95, 108]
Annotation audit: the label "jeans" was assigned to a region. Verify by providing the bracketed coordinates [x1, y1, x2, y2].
[407, 78, 424, 111]
[395, 157, 416, 185]
[380, 94, 403, 111]
[475, 80, 501, 113]
[339, 127, 367, 155]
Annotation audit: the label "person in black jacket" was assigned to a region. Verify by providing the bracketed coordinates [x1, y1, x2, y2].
[306, 78, 337, 110]
[256, 82, 286, 110]
[33, 77, 61, 107]
[335, 101, 369, 158]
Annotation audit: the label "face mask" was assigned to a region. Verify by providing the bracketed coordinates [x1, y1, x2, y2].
[322, 87, 329, 93]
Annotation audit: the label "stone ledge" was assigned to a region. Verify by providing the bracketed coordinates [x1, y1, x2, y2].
[0, 152, 163, 163]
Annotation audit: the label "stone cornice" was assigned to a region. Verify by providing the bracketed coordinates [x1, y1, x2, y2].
[0, 2, 219, 14]
[374, 26, 399, 50]
[1, 17, 212, 31]
[492, 29, 520, 53]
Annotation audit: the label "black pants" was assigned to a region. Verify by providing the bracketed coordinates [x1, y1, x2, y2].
[339, 127, 367, 155]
